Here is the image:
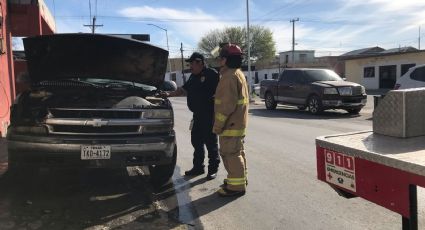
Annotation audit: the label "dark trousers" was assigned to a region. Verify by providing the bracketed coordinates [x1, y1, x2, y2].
[191, 113, 220, 172]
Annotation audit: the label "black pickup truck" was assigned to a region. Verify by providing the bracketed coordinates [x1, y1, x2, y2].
[260, 68, 367, 114]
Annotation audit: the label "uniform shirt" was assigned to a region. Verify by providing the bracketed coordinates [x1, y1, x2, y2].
[183, 67, 219, 116]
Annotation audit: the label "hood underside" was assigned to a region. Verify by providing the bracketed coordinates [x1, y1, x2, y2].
[23, 33, 169, 87]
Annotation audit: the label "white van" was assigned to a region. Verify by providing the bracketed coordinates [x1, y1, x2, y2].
[394, 64, 425, 89]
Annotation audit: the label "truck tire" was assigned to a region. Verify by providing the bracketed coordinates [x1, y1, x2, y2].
[149, 145, 177, 187]
[307, 95, 323, 115]
[346, 108, 361, 114]
[265, 92, 277, 110]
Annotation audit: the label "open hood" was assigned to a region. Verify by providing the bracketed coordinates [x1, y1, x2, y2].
[23, 33, 169, 87]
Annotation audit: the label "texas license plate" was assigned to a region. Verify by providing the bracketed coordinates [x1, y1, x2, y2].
[81, 145, 111, 160]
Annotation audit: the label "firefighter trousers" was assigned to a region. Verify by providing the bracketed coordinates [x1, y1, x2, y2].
[219, 136, 247, 191]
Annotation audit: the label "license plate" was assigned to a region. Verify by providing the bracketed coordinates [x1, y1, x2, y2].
[81, 145, 111, 160]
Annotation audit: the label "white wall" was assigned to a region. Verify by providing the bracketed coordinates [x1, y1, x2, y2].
[279, 51, 315, 64]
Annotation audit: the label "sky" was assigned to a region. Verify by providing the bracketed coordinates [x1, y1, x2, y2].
[18, 0, 425, 58]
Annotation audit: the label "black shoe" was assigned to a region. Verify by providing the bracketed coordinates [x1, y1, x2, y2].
[217, 187, 246, 197]
[206, 172, 217, 180]
[184, 168, 205, 176]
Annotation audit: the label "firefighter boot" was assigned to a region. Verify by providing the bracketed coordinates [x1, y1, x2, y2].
[217, 187, 246, 197]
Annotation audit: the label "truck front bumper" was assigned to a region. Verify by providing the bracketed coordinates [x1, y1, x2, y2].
[7, 132, 176, 168]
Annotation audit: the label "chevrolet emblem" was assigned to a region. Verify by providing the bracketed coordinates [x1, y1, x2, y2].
[91, 119, 108, 127]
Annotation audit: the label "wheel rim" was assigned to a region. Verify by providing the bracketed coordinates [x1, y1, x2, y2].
[309, 98, 318, 113]
[266, 95, 273, 107]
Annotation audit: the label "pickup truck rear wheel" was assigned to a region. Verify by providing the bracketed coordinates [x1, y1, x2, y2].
[149, 145, 177, 187]
[265, 92, 277, 110]
[308, 95, 323, 115]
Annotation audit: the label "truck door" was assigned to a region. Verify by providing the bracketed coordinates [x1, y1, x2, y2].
[278, 70, 296, 103]
[291, 70, 310, 105]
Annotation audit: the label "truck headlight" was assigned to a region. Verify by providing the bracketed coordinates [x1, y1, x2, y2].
[361, 86, 366, 95]
[143, 109, 172, 119]
[324, 88, 338, 95]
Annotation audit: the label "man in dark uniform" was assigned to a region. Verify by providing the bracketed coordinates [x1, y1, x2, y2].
[160, 52, 220, 180]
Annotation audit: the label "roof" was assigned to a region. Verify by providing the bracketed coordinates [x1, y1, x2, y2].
[340, 46, 385, 56]
[341, 49, 425, 60]
[279, 50, 315, 54]
[380, 46, 418, 54]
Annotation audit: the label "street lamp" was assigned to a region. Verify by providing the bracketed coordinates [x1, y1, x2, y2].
[148, 23, 172, 75]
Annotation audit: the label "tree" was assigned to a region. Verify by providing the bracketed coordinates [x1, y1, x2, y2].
[198, 25, 276, 65]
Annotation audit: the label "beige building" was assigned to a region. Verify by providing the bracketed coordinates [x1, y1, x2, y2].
[344, 50, 425, 89]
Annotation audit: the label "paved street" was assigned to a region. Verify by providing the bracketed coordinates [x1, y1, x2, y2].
[0, 95, 424, 229]
[169, 96, 403, 230]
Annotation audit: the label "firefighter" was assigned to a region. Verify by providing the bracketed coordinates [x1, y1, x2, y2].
[160, 52, 220, 180]
[213, 43, 248, 197]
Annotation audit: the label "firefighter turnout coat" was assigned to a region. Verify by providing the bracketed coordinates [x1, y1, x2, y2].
[213, 67, 249, 136]
[213, 67, 249, 191]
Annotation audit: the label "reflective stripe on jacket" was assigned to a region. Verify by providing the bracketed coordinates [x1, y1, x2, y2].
[213, 67, 249, 137]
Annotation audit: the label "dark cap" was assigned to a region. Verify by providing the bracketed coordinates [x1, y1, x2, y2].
[185, 52, 205, 62]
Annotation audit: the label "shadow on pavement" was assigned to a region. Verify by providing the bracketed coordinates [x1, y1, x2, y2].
[153, 167, 241, 229]
[0, 167, 184, 230]
[249, 106, 361, 120]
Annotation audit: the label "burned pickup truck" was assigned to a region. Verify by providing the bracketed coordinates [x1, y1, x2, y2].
[7, 34, 177, 185]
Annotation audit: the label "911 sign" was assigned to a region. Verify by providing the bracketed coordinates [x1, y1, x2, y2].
[325, 149, 356, 192]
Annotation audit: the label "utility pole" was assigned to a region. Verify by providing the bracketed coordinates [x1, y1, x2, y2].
[84, 16, 103, 34]
[246, 0, 253, 99]
[290, 18, 299, 67]
[147, 24, 172, 75]
[180, 43, 186, 83]
[419, 26, 421, 50]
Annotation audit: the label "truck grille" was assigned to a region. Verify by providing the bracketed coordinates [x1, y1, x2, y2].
[352, 86, 363, 96]
[52, 125, 140, 134]
[46, 108, 172, 136]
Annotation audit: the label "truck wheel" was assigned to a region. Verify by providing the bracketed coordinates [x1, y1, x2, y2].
[265, 92, 277, 110]
[149, 145, 177, 187]
[346, 108, 361, 114]
[308, 95, 323, 115]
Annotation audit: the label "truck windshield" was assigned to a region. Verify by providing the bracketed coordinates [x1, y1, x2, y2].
[304, 70, 343, 82]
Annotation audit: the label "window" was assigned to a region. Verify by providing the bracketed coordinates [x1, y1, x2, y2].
[171, 73, 177, 82]
[363, 67, 375, 78]
[284, 70, 305, 84]
[285, 55, 289, 64]
[304, 69, 342, 82]
[410, 66, 425, 82]
[264, 74, 268, 79]
[401, 64, 416, 76]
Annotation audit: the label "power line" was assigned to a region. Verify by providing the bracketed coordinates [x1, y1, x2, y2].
[84, 0, 103, 33]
